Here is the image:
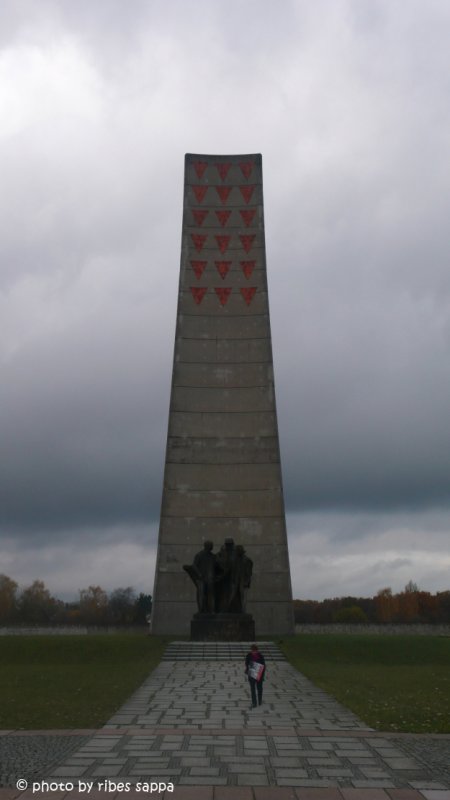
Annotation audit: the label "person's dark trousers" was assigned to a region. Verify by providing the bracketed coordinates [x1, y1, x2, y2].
[249, 677, 263, 707]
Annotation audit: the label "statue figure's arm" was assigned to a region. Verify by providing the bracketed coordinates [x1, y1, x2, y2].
[183, 564, 201, 586]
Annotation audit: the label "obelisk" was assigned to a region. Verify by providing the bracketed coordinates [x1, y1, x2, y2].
[151, 154, 294, 635]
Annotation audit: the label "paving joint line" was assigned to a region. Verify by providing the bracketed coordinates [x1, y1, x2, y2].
[2, 653, 449, 793]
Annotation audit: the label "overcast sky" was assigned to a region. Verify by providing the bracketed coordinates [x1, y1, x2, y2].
[1, 0, 450, 602]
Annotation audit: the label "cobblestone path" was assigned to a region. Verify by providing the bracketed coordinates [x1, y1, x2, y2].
[1, 645, 449, 799]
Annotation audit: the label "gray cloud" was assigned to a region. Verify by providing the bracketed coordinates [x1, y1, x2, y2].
[0, 523, 157, 601]
[1, 0, 450, 597]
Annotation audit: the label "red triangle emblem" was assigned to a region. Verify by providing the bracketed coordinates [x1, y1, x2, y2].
[215, 163, 232, 181]
[238, 185, 255, 204]
[191, 234, 207, 252]
[215, 260, 231, 279]
[215, 287, 232, 306]
[193, 185, 208, 203]
[240, 260, 256, 279]
[239, 161, 254, 179]
[191, 260, 207, 280]
[192, 209, 208, 226]
[239, 209, 256, 227]
[215, 235, 231, 254]
[193, 160, 208, 179]
[190, 286, 207, 305]
[240, 287, 257, 306]
[215, 186, 232, 205]
[239, 234, 255, 253]
[215, 210, 231, 227]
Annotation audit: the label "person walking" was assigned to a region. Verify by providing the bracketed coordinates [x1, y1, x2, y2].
[245, 643, 266, 708]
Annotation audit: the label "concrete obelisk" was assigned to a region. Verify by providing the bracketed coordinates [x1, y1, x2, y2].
[151, 154, 294, 635]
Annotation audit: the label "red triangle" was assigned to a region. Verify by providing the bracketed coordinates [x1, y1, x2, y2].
[215, 186, 232, 205]
[191, 234, 207, 252]
[239, 209, 256, 227]
[215, 210, 231, 227]
[215, 260, 231, 279]
[190, 286, 207, 305]
[215, 234, 231, 254]
[193, 185, 208, 203]
[192, 209, 208, 226]
[215, 163, 232, 181]
[238, 185, 255, 204]
[191, 260, 207, 280]
[240, 260, 256, 279]
[240, 287, 257, 306]
[215, 287, 232, 306]
[239, 234, 255, 253]
[239, 161, 254, 179]
[193, 160, 208, 179]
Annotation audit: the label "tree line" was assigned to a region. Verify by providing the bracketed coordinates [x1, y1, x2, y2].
[294, 582, 450, 624]
[1, 574, 449, 627]
[0, 574, 152, 626]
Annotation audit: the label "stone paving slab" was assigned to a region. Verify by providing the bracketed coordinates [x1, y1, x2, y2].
[1, 654, 449, 797]
[1, 785, 450, 799]
[37, 659, 449, 791]
[2, 731, 449, 789]
[102, 661, 372, 731]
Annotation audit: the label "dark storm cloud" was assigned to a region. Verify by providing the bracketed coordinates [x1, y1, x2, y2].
[276, 254, 450, 511]
[1, 290, 170, 532]
[1, 0, 450, 597]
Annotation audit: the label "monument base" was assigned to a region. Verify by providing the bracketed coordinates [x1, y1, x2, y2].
[190, 613, 255, 642]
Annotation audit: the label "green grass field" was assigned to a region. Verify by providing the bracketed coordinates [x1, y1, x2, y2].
[0, 634, 168, 729]
[278, 633, 450, 733]
[1, 633, 448, 732]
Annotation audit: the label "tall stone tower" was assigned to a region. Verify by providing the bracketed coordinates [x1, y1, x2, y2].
[151, 154, 294, 635]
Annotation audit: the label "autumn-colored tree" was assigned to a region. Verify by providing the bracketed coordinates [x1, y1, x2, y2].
[79, 585, 109, 624]
[417, 591, 439, 623]
[293, 600, 317, 623]
[398, 581, 420, 622]
[0, 574, 18, 622]
[437, 591, 450, 623]
[17, 580, 63, 624]
[65, 605, 82, 625]
[375, 587, 399, 622]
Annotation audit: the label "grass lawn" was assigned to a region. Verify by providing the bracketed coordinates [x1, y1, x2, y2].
[2, 632, 449, 733]
[0, 634, 169, 729]
[278, 633, 450, 733]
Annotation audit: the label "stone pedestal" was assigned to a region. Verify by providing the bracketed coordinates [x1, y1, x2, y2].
[190, 613, 255, 641]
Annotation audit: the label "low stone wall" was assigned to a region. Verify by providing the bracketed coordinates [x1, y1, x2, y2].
[295, 623, 450, 635]
[2, 623, 449, 636]
[0, 625, 148, 635]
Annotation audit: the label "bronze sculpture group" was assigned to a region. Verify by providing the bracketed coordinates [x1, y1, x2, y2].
[183, 538, 253, 615]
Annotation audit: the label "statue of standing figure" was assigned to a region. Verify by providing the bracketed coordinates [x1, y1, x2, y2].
[183, 538, 253, 614]
[182, 540, 217, 613]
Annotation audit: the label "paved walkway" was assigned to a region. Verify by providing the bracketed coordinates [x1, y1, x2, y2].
[1, 643, 449, 799]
